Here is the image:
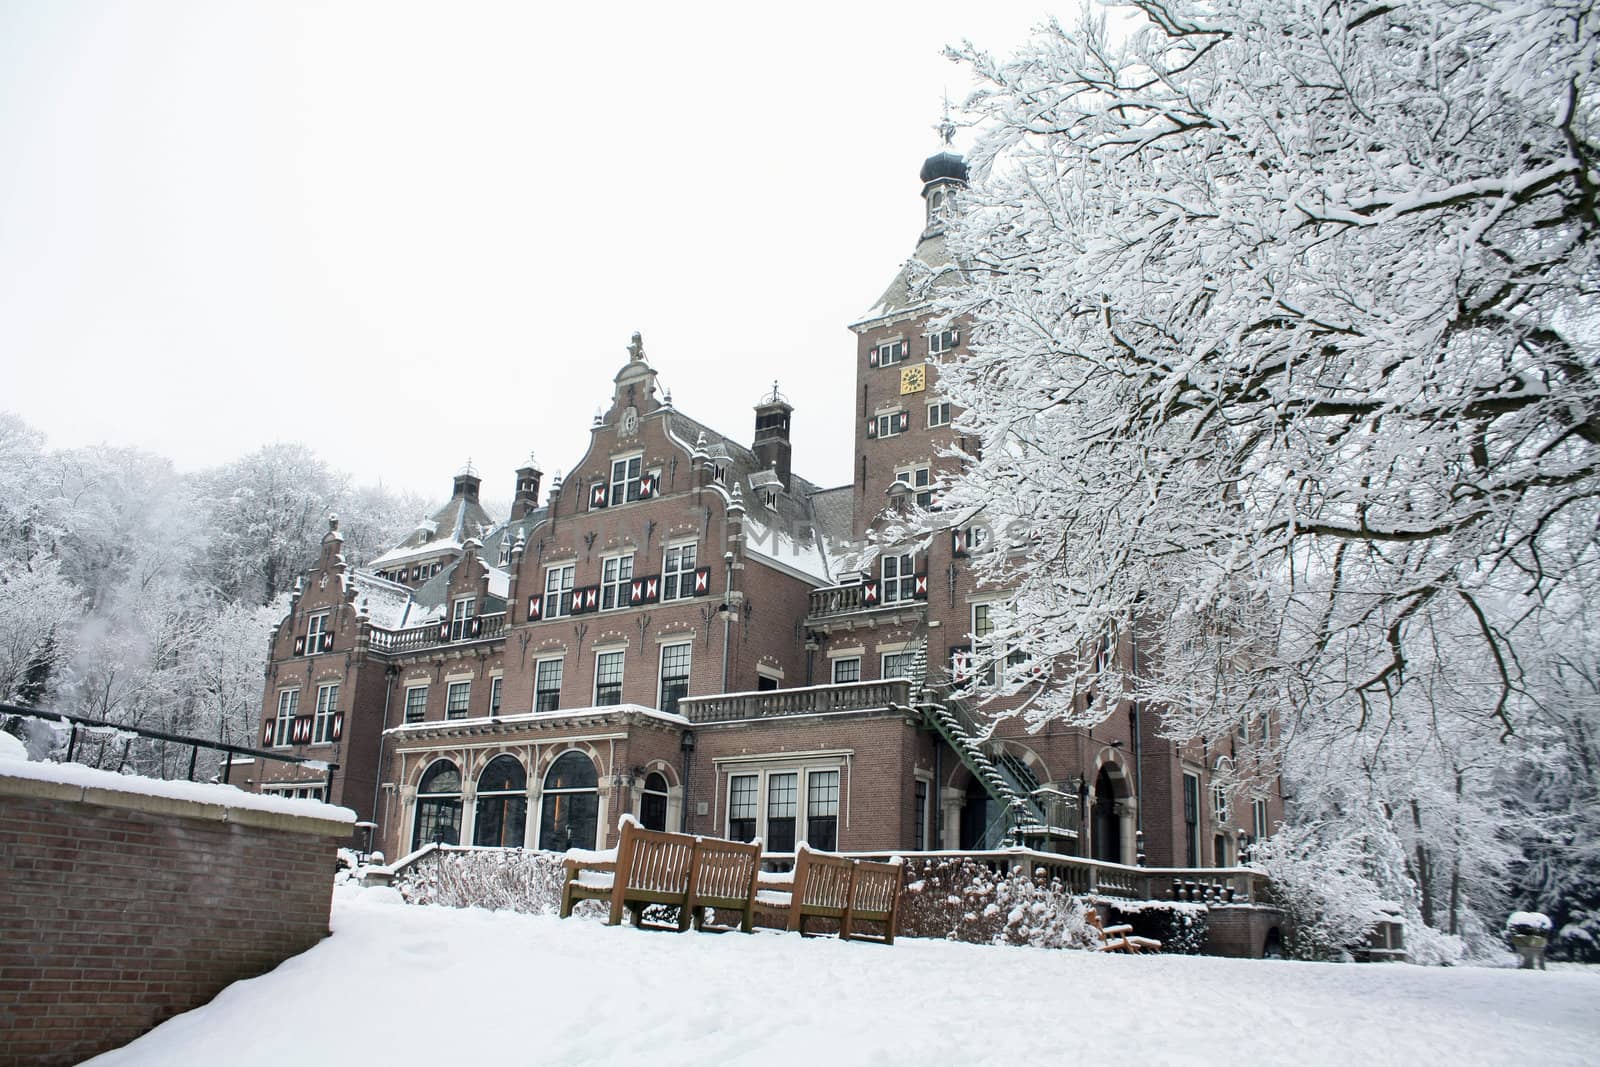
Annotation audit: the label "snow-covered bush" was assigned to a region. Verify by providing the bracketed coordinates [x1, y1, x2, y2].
[898, 857, 1096, 949]
[395, 847, 580, 915]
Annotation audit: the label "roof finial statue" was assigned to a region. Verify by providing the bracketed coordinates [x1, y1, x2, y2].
[628, 331, 645, 362]
[938, 91, 956, 147]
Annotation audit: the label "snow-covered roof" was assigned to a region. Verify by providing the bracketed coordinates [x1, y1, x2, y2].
[853, 230, 967, 326]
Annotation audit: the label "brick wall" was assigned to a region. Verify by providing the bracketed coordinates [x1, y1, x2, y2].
[0, 772, 347, 1066]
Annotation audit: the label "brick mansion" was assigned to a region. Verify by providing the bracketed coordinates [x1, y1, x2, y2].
[248, 142, 1283, 869]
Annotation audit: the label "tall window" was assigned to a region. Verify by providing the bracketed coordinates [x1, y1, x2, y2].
[806, 770, 840, 851]
[600, 553, 634, 610]
[881, 651, 916, 680]
[450, 597, 475, 640]
[544, 564, 575, 619]
[312, 683, 339, 745]
[273, 689, 299, 747]
[403, 685, 427, 724]
[728, 774, 758, 842]
[1183, 773, 1201, 867]
[594, 650, 624, 706]
[412, 760, 462, 849]
[1211, 782, 1229, 825]
[972, 603, 999, 685]
[662, 542, 697, 601]
[305, 612, 330, 655]
[1252, 798, 1270, 841]
[534, 657, 563, 712]
[610, 455, 643, 505]
[473, 755, 527, 848]
[927, 400, 951, 428]
[766, 772, 798, 852]
[446, 681, 471, 719]
[832, 657, 861, 684]
[640, 772, 671, 832]
[658, 643, 691, 715]
[881, 552, 915, 603]
[539, 751, 598, 852]
[489, 676, 502, 717]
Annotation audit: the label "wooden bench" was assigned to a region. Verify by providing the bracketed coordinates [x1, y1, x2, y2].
[755, 845, 904, 945]
[1086, 907, 1162, 953]
[559, 817, 761, 933]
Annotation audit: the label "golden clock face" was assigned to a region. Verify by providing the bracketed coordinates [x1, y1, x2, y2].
[900, 363, 927, 395]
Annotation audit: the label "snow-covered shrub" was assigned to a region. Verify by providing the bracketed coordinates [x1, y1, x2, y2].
[898, 857, 1095, 949]
[394, 848, 582, 915]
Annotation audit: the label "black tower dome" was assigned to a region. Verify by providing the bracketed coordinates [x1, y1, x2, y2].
[919, 149, 969, 185]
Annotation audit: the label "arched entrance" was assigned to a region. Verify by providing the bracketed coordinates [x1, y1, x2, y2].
[1091, 765, 1123, 863]
[959, 777, 997, 850]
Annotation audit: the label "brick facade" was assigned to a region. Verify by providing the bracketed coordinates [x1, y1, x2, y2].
[249, 147, 1283, 876]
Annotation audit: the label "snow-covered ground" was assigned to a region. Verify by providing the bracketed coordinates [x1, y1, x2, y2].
[88, 887, 1599, 1067]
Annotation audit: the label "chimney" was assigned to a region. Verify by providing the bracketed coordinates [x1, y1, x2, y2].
[512, 454, 543, 521]
[752, 382, 793, 491]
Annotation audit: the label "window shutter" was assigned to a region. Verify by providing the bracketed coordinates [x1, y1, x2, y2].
[643, 575, 660, 603]
[629, 579, 644, 606]
[438, 623, 451, 641]
[951, 328, 959, 345]
[639, 473, 656, 500]
[897, 411, 910, 433]
[331, 713, 344, 742]
[866, 419, 878, 439]
[591, 483, 609, 509]
[293, 636, 306, 656]
[528, 594, 543, 621]
[321, 632, 333, 653]
[469, 617, 482, 637]
[863, 580, 879, 605]
[951, 529, 968, 559]
[913, 572, 929, 600]
[869, 347, 879, 368]
[693, 566, 712, 595]
[262, 720, 275, 746]
[948, 643, 972, 685]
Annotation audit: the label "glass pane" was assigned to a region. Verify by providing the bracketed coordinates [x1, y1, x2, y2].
[544, 751, 597, 791]
[419, 760, 461, 795]
[539, 791, 597, 852]
[641, 791, 668, 832]
[478, 754, 526, 793]
[414, 797, 461, 847]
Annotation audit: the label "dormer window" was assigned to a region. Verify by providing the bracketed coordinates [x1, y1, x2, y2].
[763, 490, 778, 509]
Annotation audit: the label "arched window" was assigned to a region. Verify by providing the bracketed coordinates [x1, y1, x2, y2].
[640, 771, 670, 832]
[539, 751, 598, 852]
[1092, 765, 1123, 863]
[413, 759, 462, 849]
[473, 755, 527, 848]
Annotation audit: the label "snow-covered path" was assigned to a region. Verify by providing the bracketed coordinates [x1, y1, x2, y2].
[88, 888, 1599, 1066]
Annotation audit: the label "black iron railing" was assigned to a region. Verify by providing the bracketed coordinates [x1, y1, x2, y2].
[0, 702, 338, 792]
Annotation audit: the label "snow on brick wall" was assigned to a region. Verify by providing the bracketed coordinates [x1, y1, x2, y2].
[0, 777, 345, 1067]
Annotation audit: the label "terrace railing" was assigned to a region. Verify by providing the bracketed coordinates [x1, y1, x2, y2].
[679, 679, 911, 724]
[368, 611, 507, 656]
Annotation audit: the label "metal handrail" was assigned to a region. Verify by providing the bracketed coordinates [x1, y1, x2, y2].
[0, 701, 338, 788]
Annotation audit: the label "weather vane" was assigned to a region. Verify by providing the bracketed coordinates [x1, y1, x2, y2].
[938, 91, 955, 147]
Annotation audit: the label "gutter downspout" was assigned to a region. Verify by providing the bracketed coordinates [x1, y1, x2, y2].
[371, 665, 397, 852]
[1131, 632, 1145, 865]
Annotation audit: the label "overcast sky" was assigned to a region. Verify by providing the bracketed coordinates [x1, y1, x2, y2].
[0, 1, 1056, 504]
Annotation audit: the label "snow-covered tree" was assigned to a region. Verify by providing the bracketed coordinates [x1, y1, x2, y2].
[934, 0, 1600, 749]
[0, 554, 79, 704]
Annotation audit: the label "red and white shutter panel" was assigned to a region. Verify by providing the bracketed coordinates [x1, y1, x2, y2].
[331, 713, 344, 741]
[897, 411, 910, 433]
[866, 419, 878, 439]
[693, 567, 711, 595]
[639, 474, 656, 499]
[869, 347, 879, 368]
[644, 576, 659, 602]
[321, 632, 333, 652]
[913, 573, 929, 600]
[527, 594, 543, 621]
[263, 720, 275, 746]
[591, 483, 609, 509]
[863, 581, 879, 605]
[951, 529, 968, 559]
[438, 623, 450, 641]
[293, 636, 306, 656]
[629, 580, 644, 606]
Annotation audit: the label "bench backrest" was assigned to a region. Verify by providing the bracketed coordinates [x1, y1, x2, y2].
[850, 860, 903, 920]
[690, 837, 762, 905]
[615, 822, 697, 897]
[795, 847, 855, 913]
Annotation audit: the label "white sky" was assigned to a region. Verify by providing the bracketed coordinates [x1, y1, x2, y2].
[0, 1, 1058, 504]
